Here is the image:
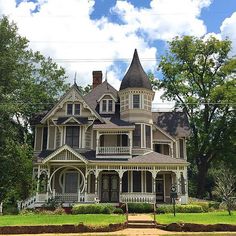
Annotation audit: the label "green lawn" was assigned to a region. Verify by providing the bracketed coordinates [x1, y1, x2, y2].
[0, 214, 125, 226]
[157, 211, 236, 225]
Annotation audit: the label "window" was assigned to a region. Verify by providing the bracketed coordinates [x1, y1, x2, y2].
[179, 139, 184, 158]
[102, 100, 107, 112]
[133, 124, 141, 147]
[42, 127, 48, 150]
[108, 100, 113, 112]
[100, 99, 114, 113]
[145, 125, 151, 148]
[67, 104, 73, 115]
[66, 126, 80, 148]
[146, 171, 152, 193]
[74, 104, 80, 115]
[67, 103, 80, 115]
[133, 94, 140, 108]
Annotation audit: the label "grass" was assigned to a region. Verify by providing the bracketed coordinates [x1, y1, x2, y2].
[156, 211, 236, 225]
[0, 214, 126, 226]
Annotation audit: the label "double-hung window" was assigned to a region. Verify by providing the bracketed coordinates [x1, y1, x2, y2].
[67, 103, 80, 115]
[100, 99, 114, 113]
[133, 94, 140, 108]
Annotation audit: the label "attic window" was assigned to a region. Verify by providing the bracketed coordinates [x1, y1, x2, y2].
[67, 103, 81, 115]
[100, 99, 114, 114]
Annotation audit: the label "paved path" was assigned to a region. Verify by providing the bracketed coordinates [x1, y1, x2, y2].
[128, 214, 153, 221]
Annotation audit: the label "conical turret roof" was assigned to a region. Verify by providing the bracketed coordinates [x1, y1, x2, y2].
[120, 49, 152, 91]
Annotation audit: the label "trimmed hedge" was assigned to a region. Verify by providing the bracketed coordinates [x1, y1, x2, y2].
[156, 204, 203, 214]
[126, 203, 154, 213]
[72, 204, 116, 214]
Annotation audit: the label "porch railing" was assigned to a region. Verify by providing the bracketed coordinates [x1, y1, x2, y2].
[120, 193, 156, 203]
[97, 146, 130, 155]
[55, 193, 85, 203]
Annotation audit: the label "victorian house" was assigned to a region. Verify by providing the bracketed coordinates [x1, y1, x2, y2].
[23, 49, 190, 208]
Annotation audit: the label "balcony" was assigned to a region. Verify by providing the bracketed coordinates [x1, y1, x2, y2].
[97, 146, 131, 155]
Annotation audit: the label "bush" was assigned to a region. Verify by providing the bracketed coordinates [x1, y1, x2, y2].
[54, 207, 66, 215]
[113, 208, 124, 214]
[72, 204, 115, 214]
[191, 202, 209, 212]
[126, 203, 154, 213]
[209, 201, 220, 210]
[156, 204, 204, 214]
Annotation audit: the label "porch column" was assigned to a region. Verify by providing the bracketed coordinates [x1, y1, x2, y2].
[128, 131, 132, 154]
[95, 167, 100, 199]
[151, 171, 157, 203]
[46, 165, 50, 201]
[36, 165, 41, 201]
[118, 170, 124, 198]
[175, 169, 181, 195]
[96, 131, 100, 155]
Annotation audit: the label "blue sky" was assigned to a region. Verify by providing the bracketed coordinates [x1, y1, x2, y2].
[0, 0, 236, 107]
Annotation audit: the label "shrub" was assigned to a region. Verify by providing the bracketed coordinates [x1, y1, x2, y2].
[113, 208, 124, 214]
[209, 201, 220, 210]
[72, 204, 115, 214]
[127, 203, 154, 213]
[19, 209, 36, 215]
[191, 202, 209, 212]
[156, 204, 203, 214]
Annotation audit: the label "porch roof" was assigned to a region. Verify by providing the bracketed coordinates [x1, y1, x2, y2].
[35, 148, 188, 164]
[128, 152, 188, 164]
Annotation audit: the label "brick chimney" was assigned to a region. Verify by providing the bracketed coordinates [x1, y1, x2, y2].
[92, 71, 102, 89]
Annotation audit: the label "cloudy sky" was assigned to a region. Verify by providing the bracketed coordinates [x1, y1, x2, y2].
[0, 0, 236, 109]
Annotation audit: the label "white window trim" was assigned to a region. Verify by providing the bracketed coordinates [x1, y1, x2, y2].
[66, 103, 81, 116]
[64, 126, 81, 148]
[99, 99, 115, 114]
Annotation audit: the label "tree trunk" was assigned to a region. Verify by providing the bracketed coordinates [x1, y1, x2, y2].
[196, 158, 208, 198]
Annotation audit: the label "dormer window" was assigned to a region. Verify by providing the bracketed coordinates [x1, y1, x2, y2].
[100, 99, 114, 113]
[133, 94, 140, 108]
[66, 103, 81, 115]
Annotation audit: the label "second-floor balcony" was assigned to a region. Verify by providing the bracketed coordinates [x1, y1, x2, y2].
[95, 131, 132, 157]
[97, 146, 131, 155]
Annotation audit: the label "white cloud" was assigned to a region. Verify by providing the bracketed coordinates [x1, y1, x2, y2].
[220, 12, 236, 56]
[112, 0, 212, 41]
[0, 0, 212, 101]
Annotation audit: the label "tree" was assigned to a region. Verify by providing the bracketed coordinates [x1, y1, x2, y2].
[214, 167, 236, 215]
[158, 35, 236, 198]
[0, 16, 68, 207]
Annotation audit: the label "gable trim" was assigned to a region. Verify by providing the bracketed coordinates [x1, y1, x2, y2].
[97, 93, 118, 102]
[42, 145, 88, 164]
[41, 85, 104, 123]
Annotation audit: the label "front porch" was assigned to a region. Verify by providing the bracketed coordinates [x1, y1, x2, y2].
[33, 167, 187, 206]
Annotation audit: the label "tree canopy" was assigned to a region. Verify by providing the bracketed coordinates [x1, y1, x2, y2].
[0, 16, 68, 205]
[158, 35, 236, 198]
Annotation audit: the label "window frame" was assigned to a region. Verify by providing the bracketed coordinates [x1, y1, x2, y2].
[133, 94, 140, 109]
[66, 103, 81, 116]
[100, 99, 115, 114]
[65, 126, 80, 148]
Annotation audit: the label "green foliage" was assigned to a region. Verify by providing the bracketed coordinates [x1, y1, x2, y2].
[113, 208, 124, 214]
[159, 35, 236, 198]
[126, 203, 154, 213]
[0, 16, 68, 205]
[41, 197, 61, 211]
[72, 204, 116, 214]
[156, 204, 204, 214]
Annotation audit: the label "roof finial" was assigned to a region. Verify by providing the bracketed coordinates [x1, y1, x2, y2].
[74, 72, 77, 84]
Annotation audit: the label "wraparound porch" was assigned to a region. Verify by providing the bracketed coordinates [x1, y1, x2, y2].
[32, 164, 188, 206]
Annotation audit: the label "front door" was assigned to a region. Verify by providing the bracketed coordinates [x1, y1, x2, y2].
[101, 174, 119, 202]
[156, 175, 164, 202]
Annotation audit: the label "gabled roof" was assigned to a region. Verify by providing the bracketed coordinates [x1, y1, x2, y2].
[40, 83, 104, 123]
[57, 117, 88, 125]
[85, 80, 118, 110]
[120, 49, 152, 91]
[153, 111, 191, 138]
[41, 145, 88, 164]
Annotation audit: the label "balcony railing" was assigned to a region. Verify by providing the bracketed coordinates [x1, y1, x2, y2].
[97, 146, 131, 155]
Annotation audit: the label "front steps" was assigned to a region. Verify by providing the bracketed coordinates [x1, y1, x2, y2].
[128, 219, 157, 228]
